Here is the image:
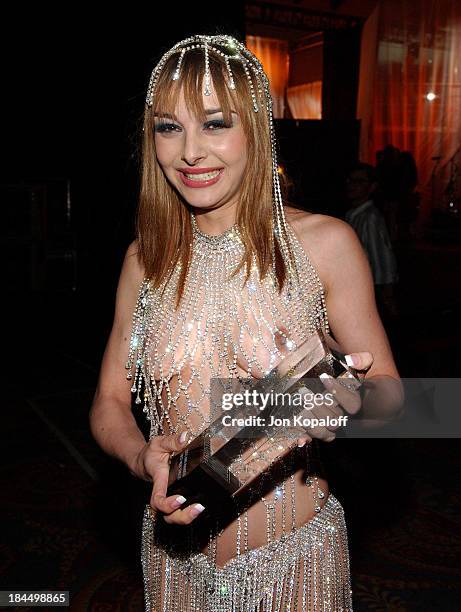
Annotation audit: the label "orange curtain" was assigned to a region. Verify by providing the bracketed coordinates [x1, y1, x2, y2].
[358, 0, 461, 220]
[357, 2, 380, 164]
[287, 82, 322, 119]
[246, 36, 289, 119]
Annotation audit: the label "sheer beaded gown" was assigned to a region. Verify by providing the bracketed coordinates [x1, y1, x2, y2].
[126, 213, 353, 611]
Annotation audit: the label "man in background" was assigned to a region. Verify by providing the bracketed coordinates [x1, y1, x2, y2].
[345, 163, 399, 319]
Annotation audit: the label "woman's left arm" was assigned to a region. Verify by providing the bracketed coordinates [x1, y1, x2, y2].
[298, 214, 404, 425]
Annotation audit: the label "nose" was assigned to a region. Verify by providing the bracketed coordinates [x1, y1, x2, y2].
[181, 129, 207, 166]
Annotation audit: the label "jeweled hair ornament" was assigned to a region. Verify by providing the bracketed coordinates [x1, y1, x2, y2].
[145, 34, 296, 284]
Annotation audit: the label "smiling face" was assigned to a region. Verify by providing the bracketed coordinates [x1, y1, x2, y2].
[154, 86, 248, 213]
[138, 43, 285, 296]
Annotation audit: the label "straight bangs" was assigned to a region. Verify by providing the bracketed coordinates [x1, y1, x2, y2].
[148, 50, 250, 142]
[148, 50, 268, 203]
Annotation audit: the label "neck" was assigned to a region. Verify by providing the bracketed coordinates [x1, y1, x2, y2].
[191, 203, 237, 236]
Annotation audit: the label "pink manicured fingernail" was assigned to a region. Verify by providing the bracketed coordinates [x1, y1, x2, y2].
[345, 354, 358, 367]
[173, 495, 186, 507]
[190, 503, 205, 516]
[297, 439, 307, 447]
[179, 431, 188, 444]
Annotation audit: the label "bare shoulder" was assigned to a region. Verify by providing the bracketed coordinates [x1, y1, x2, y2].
[124, 239, 142, 269]
[284, 206, 363, 295]
[121, 240, 145, 284]
[284, 206, 358, 251]
[92, 240, 147, 405]
[113, 240, 146, 326]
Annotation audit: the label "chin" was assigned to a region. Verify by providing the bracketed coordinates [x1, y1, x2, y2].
[188, 202, 224, 213]
[178, 191, 225, 210]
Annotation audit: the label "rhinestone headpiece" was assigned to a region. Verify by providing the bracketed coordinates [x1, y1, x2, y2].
[145, 34, 295, 281]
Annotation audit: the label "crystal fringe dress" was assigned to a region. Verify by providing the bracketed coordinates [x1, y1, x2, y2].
[126, 215, 353, 611]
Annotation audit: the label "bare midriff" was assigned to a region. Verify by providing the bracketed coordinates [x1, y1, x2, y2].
[199, 469, 330, 569]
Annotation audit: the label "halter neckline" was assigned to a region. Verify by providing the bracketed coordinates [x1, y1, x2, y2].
[190, 212, 241, 247]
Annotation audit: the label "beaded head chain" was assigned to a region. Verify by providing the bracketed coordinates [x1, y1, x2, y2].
[144, 34, 295, 280]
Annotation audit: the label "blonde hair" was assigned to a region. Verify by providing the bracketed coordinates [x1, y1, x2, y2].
[137, 46, 289, 309]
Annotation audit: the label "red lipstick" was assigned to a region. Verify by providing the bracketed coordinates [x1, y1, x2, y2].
[177, 167, 224, 188]
[177, 167, 223, 174]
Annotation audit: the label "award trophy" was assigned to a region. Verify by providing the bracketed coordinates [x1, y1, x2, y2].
[166, 328, 361, 516]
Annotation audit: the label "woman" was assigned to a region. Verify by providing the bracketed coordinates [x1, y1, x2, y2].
[89, 34, 403, 611]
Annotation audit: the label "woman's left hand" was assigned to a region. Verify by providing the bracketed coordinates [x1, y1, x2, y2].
[297, 351, 373, 446]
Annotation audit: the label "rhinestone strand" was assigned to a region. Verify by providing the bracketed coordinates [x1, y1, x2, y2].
[141, 494, 353, 610]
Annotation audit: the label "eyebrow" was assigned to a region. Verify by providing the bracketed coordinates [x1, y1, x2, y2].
[153, 108, 237, 119]
[203, 108, 237, 115]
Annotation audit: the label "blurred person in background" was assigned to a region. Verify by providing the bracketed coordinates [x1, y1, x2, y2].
[345, 162, 399, 320]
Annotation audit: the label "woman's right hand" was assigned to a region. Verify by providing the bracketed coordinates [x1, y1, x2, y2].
[135, 431, 206, 525]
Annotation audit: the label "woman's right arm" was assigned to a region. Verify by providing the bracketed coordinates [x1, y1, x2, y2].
[89, 240, 149, 479]
[89, 241, 205, 524]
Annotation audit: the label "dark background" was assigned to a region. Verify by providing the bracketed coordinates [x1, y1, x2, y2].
[1, 4, 460, 611]
[1, 5, 243, 299]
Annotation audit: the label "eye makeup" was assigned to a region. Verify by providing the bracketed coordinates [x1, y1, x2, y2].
[153, 116, 234, 134]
